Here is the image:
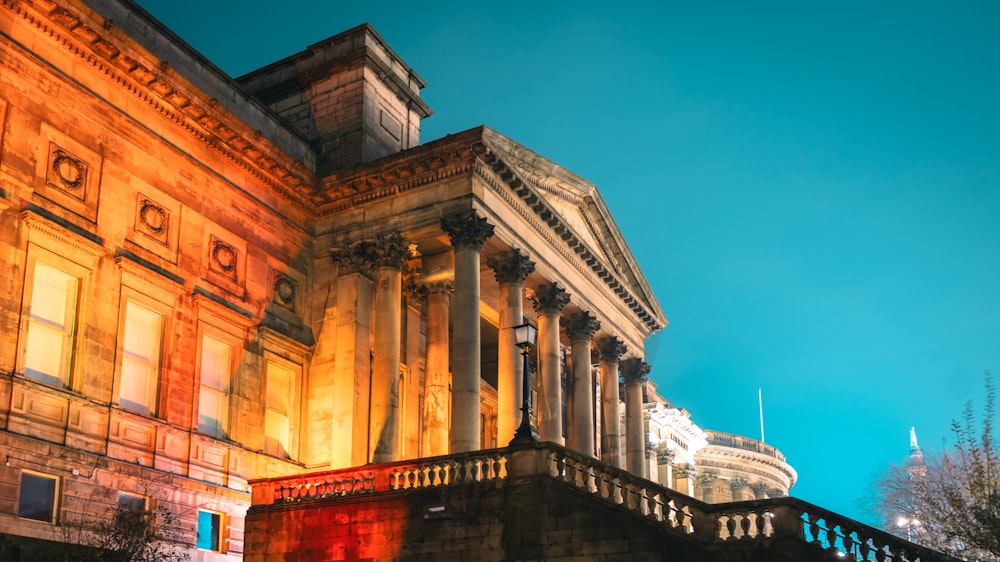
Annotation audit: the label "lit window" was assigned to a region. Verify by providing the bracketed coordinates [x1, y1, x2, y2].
[264, 361, 294, 458]
[198, 334, 232, 438]
[18, 472, 58, 523]
[196, 509, 223, 552]
[23, 263, 78, 387]
[119, 301, 162, 415]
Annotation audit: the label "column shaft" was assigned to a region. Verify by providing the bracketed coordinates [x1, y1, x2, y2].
[568, 336, 595, 455]
[496, 282, 524, 444]
[537, 310, 563, 444]
[624, 380, 645, 477]
[422, 284, 451, 456]
[451, 245, 482, 453]
[371, 265, 402, 463]
[596, 336, 627, 468]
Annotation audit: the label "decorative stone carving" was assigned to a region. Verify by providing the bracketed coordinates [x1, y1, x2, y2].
[750, 482, 769, 499]
[440, 212, 494, 250]
[209, 236, 238, 280]
[371, 233, 412, 269]
[331, 241, 377, 278]
[595, 336, 627, 362]
[272, 272, 297, 311]
[136, 195, 169, 246]
[656, 447, 674, 465]
[47, 144, 88, 198]
[620, 358, 650, 384]
[486, 249, 535, 285]
[424, 280, 455, 299]
[562, 311, 601, 341]
[530, 283, 570, 314]
[728, 477, 749, 493]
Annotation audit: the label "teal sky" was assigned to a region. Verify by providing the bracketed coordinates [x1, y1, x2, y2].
[138, 1, 1000, 524]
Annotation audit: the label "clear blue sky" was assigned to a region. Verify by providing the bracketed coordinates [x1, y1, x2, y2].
[138, 0, 1000, 524]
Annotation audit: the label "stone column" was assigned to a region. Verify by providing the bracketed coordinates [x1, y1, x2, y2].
[486, 249, 535, 445]
[595, 336, 626, 468]
[330, 243, 376, 467]
[621, 357, 650, 477]
[370, 234, 411, 463]
[562, 311, 600, 457]
[441, 213, 494, 453]
[422, 281, 453, 457]
[531, 283, 570, 445]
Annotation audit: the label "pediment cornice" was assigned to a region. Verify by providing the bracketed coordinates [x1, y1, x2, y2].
[4, 0, 317, 211]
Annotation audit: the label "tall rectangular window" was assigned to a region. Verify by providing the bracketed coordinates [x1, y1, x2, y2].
[196, 509, 222, 552]
[264, 360, 294, 459]
[23, 263, 78, 387]
[198, 334, 232, 438]
[119, 301, 162, 415]
[18, 472, 58, 523]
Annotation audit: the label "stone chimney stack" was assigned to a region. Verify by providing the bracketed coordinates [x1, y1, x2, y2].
[237, 24, 431, 175]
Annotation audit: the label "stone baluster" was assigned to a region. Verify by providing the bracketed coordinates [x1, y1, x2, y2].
[595, 336, 627, 468]
[370, 233, 412, 463]
[422, 281, 453, 457]
[531, 283, 570, 444]
[620, 357, 650, 478]
[441, 213, 495, 453]
[486, 249, 535, 445]
[562, 311, 601, 457]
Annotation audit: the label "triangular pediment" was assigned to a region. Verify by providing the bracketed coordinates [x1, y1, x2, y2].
[480, 127, 665, 331]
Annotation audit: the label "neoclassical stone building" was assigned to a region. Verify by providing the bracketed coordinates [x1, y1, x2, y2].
[0, 0, 796, 559]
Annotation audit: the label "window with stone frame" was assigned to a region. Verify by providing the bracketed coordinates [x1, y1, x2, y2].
[22, 262, 79, 388]
[18, 471, 58, 523]
[197, 332, 233, 439]
[117, 491, 147, 513]
[196, 509, 224, 552]
[264, 359, 297, 459]
[118, 300, 163, 415]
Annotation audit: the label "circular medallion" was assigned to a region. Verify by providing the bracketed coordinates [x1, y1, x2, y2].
[52, 153, 85, 190]
[212, 242, 237, 273]
[139, 201, 167, 234]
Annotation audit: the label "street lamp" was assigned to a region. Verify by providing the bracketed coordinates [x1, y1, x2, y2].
[897, 516, 921, 542]
[508, 322, 538, 446]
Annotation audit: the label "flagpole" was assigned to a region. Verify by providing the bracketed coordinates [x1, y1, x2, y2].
[758, 387, 765, 443]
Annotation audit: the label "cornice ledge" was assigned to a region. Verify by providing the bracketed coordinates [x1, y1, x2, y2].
[7, 1, 318, 212]
[316, 138, 487, 215]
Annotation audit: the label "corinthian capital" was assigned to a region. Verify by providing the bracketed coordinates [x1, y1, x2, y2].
[530, 283, 570, 314]
[371, 233, 412, 269]
[331, 241, 376, 278]
[595, 336, 627, 363]
[441, 212, 495, 250]
[619, 357, 650, 384]
[486, 249, 535, 285]
[562, 311, 601, 341]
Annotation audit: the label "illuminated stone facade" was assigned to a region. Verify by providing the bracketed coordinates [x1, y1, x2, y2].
[0, 0, 681, 557]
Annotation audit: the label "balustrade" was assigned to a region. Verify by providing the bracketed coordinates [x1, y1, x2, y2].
[248, 442, 962, 562]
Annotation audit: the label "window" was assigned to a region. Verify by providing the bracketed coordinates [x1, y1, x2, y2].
[117, 491, 146, 513]
[264, 360, 294, 458]
[23, 262, 78, 387]
[18, 472, 58, 523]
[119, 300, 163, 415]
[196, 509, 223, 552]
[198, 334, 232, 438]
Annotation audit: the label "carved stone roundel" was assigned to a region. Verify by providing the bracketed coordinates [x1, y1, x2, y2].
[51, 150, 86, 191]
[139, 200, 167, 234]
[212, 240, 237, 273]
[274, 276, 296, 307]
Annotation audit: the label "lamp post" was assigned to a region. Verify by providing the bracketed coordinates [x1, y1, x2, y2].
[896, 516, 921, 542]
[509, 322, 538, 446]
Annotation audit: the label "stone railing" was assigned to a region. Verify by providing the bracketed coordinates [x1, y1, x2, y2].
[248, 441, 961, 561]
[703, 430, 785, 461]
[249, 448, 508, 505]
